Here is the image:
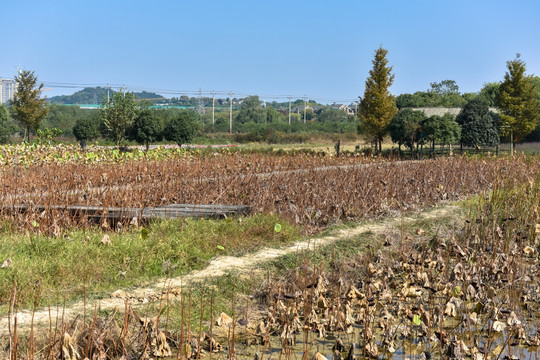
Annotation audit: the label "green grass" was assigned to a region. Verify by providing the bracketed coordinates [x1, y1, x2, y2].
[0, 214, 301, 312]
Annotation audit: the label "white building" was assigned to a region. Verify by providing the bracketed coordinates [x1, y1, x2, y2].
[0, 78, 16, 104]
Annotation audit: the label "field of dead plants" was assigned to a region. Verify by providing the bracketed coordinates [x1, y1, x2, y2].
[0, 147, 538, 234]
[1, 147, 539, 360]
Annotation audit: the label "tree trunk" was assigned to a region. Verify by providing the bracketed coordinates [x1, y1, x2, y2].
[378, 137, 382, 155]
[146, 141, 150, 152]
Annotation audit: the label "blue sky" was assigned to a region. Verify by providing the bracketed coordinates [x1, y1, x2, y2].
[2, 0, 539, 103]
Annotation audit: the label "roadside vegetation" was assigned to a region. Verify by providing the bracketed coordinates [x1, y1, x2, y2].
[0, 213, 300, 310]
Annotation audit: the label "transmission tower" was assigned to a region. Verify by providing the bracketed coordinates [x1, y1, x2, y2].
[197, 88, 205, 122]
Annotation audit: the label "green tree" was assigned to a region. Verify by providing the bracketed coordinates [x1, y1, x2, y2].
[525, 76, 540, 141]
[0, 105, 16, 144]
[73, 118, 100, 149]
[100, 91, 137, 147]
[421, 116, 440, 152]
[10, 69, 49, 142]
[497, 54, 540, 142]
[358, 47, 398, 153]
[420, 114, 460, 154]
[478, 82, 500, 107]
[318, 108, 349, 123]
[265, 106, 283, 123]
[129, 109, 162, 151]
[429, 80, 460, 96]
[237, 96, 266, 124]
[388, 109, 425, 153]
[164, 111, 198, 146]
[437, 114, 461, 151]
[456, 98, 499, 148]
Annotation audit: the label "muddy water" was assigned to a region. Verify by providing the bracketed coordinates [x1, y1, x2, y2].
[225, 325, 540, 360]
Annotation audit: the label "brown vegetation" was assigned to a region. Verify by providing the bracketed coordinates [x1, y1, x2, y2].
[0, 153, 537, 233]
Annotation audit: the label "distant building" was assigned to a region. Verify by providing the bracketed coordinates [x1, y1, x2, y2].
[410, 107, 498, 117]
[331, 103, 355, 116]
[0, 78, 16, 104]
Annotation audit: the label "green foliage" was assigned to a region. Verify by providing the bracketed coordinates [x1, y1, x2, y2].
[436, 114, 461, 147]
[388, 109, 426, 150]
[359, 46, 398, 153]
[36, 128, 62, 144]
[128, 109, 163, 150]
[236, 95, 267, 124]
[43, 104, 101, 138]
[0, 213, 301, 308]
[318, 108, 350, 123]
[395, 80, 468, 109]
[265, 106, 284, 123]
[478, 82, 501, 107]
[241, 95, 262, 110]
[0, 105, 16, 144]
[164, 111, 199, 146]
[456, 98, 499, 148]
[10, 69, 49, 142]
[497, 55, 540, 141]
[422, 114, 461, 150]
[73, 117, 100, 149]
[429, 80, 460, 96]
[100, 91, 137, 147]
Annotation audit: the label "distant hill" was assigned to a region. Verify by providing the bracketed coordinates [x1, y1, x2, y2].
[48, 87, 165, 104]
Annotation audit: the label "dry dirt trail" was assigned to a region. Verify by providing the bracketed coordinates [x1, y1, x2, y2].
[0, 203, 459, 334]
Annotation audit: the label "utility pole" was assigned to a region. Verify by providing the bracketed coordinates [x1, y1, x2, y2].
[107, 84, 110, 103]
[303, 96, 307, 124]
[288, 96, 292, 125]
[229, 91, 233, 133]
[212, 90, 215, 126]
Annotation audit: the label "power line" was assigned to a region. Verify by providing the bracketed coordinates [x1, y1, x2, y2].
[37, 80, 359, 105]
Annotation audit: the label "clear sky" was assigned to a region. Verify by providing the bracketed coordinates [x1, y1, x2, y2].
[1, 0, 539, 103]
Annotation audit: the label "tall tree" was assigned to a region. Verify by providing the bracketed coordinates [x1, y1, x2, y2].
[358, 47, 398, 153]
[10, 69, 49, 142]
[100, 91, 137, 147]
[497, 55, 540, 142]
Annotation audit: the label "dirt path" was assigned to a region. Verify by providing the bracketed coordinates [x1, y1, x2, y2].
[0, 203, 459, 334]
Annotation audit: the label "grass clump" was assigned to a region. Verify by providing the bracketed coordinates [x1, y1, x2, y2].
[0, 213, 301, 312]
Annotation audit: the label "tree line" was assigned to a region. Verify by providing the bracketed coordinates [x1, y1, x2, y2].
[358, 48, 540, 154]
[1, 53, 539, 150]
